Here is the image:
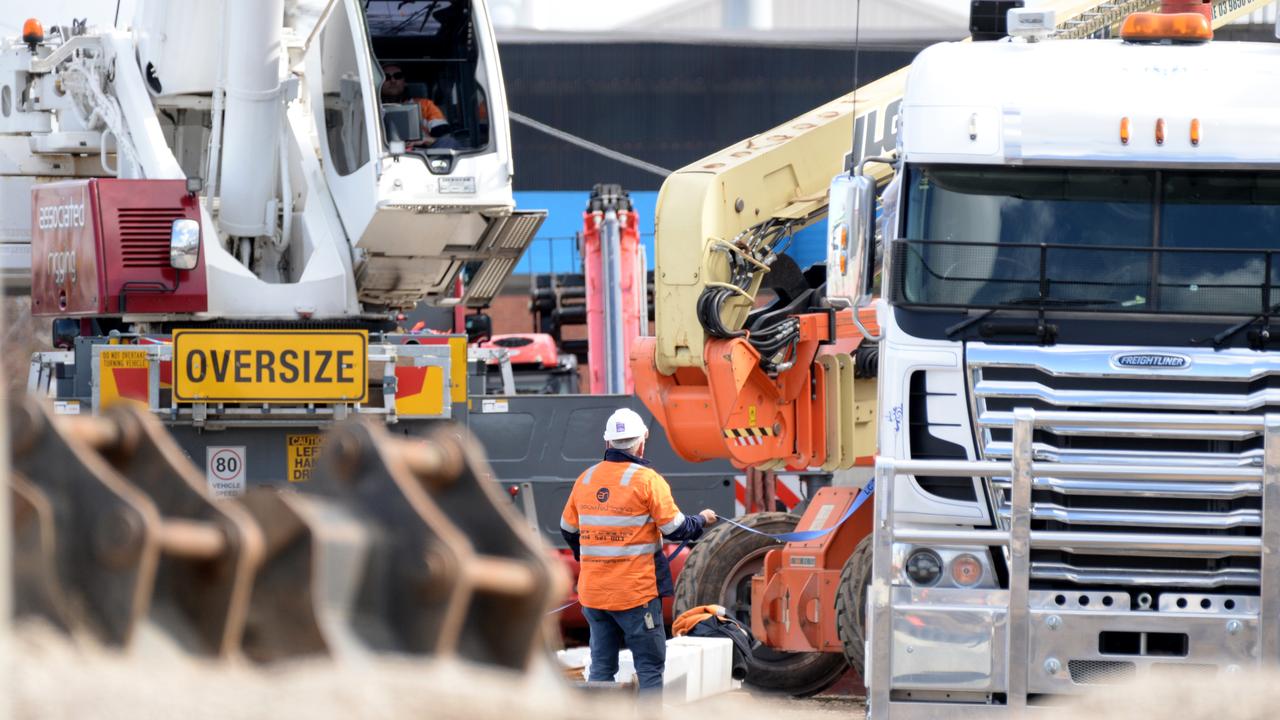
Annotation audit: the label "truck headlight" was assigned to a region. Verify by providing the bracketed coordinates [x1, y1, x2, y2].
[905, 548, 943, 586]
[169, 218, 200, 270]
[896, 545, 997, 589]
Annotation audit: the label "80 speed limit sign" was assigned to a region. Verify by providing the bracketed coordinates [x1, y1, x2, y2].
[206, 446, 247, 498]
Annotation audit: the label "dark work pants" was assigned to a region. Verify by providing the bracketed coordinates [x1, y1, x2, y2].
[583, 596, 667, 692]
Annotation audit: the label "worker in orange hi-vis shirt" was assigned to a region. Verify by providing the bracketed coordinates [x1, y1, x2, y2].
[561, 408, 717, 694]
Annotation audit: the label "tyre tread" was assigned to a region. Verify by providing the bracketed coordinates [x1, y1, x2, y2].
[835, 534, 874, 678]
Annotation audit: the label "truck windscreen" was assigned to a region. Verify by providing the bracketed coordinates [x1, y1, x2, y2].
[894, 165, 1280, 316]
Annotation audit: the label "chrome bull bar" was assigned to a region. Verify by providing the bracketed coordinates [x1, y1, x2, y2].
[868, 408, 1280, 715]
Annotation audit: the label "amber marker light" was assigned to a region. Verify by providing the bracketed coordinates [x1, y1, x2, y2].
[951, 554, 984, 587]
[22, 18, 44, 49]
[1120, 12, 1213, 43]
[1120, 117, 1131, 145]
[1190, 118, 1201, 146]
[1155, 118, 1166, 146]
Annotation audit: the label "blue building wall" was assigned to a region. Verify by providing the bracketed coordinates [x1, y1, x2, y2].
[513, 191, 825, 276]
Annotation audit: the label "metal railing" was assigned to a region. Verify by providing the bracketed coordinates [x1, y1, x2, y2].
[516, 232, 656, 277]
[520, 234, 582, 276]
[868, 408, 1280, 713]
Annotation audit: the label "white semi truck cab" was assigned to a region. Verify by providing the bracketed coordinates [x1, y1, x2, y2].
[829, 10, 1280, 715]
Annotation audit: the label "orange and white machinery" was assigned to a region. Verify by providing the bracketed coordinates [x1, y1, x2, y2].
[633, 0, 1275, 701]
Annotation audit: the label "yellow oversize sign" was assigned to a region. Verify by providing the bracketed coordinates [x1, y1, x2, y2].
[173, 329, 368, 403]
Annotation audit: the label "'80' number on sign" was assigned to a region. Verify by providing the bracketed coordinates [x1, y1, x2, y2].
[206, 446, 247, 498]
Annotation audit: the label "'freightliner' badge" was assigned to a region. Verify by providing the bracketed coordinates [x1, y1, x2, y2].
[1112, 353, 1190, 369]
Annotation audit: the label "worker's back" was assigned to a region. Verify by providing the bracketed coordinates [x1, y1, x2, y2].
[563, 457, 683, 611]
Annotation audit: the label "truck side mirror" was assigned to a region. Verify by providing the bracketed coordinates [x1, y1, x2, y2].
[465, 311, 493, 343]
[826, 172, 876, 309]
[169, 218, 200, 270]
[52, 317, 81, 350]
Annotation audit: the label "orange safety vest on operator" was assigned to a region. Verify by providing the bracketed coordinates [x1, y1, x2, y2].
[415, 98, 446, 124]
[561, 460, 685, 611]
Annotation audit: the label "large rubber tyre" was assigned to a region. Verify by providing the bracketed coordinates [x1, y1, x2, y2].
[674, 512, 849, 697]
[835, 534, 874, 679]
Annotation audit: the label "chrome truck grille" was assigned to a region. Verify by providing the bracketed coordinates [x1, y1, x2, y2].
[870, 408, 1280, 711]
[967, 345, 1280, 593]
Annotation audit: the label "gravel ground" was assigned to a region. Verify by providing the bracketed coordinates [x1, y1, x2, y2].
[9, 621, 872, 720]
[711, 692, 866, 719]
[15, 619, 1280, 720]
[709, 672, 1280, 720]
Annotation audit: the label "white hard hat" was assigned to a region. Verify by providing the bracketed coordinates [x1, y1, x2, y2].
[603, 408, 648, 441]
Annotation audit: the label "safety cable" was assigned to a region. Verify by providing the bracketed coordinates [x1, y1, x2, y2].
[510, 111, 673, 178]
[721, 478, 875, 543]
[850, 0, 862, 158]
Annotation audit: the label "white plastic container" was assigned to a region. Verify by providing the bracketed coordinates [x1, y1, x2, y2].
[669, 636, 734, 700]
[555, 636, 735, 704]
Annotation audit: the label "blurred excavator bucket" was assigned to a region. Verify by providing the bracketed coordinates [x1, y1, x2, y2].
[6, 396, 566, 670]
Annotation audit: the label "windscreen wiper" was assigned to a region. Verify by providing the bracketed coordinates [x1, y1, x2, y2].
[1197, 301, 1280, 350]
[945, 297, 1121, 341]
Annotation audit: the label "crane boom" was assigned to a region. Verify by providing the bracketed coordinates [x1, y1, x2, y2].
[650, 0, 1273, 376]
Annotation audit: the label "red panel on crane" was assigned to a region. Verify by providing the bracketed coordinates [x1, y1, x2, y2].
[31, 179, 207, 317]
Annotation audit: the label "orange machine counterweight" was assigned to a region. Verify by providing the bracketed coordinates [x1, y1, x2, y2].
[752, 486, 874, 653]
[631, 306, 879, 470]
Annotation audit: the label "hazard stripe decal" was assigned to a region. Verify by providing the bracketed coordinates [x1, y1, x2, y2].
[722, 426, 775, 446]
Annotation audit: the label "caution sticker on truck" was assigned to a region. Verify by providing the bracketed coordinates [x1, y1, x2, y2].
[173, 329, 368, 403]
[98, 347, 151, 409]
[287, 434, 322, 482]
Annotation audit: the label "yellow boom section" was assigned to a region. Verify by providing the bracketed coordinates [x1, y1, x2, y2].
[651, 0, 1272, 375]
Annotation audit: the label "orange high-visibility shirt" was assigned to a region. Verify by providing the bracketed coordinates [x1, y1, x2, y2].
[561, 460, 686, 611]
[415, 98, 447, 130]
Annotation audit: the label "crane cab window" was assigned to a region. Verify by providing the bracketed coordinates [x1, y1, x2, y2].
[366, 0, 491, 154]
[319, 1, 371, 176]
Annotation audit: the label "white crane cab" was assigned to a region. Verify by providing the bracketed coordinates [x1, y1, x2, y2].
[303, 0, 540, 310]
